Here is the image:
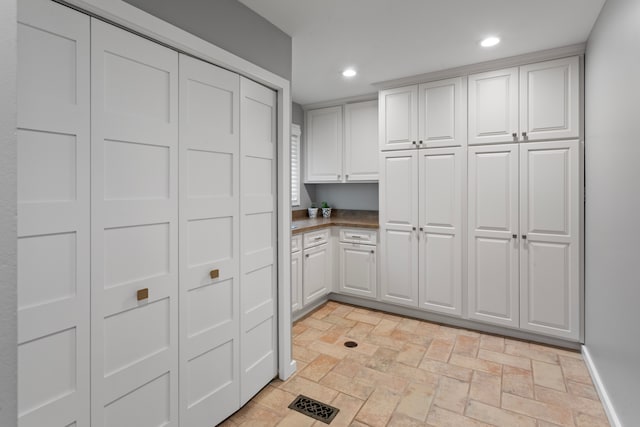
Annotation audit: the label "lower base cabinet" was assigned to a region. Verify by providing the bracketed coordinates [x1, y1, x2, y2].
[303, 243, 330, 305]
[338, 243, 377, 299]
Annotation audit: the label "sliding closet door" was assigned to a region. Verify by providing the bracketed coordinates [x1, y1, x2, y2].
[17, 0, 90, 425]
[179, 54, 241, 426]
[240, 77, 278, 404]
[91, 19, 179, 427]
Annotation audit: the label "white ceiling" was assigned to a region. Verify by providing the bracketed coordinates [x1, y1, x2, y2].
[239, 0, 605, 106]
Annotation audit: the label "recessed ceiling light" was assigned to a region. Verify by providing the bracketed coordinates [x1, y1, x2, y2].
[480, 36, 500, 47]
[342, 68, 357, 77]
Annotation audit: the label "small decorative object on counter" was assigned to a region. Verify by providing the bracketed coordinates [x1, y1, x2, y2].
[321, 201, 332, 218]
[308, 202, 319, 219]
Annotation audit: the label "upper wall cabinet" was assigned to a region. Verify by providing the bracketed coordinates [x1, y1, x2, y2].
[379, 77, 467, 151]
[305, 105, 343, 182]
[305, 100, 378, 183]
[468, 56, 580, 145]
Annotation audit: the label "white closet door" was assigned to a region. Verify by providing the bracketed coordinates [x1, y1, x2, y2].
[418, 148, 464, 316]
[178, 54, 241, 426]
[468, 144, 519, 327]
[91, 19, 179, 427]
[520, 141, 580, 340]
[17, 1, 90, 425]
[240, 77, 278, 404]
[379, 151, 419, 307]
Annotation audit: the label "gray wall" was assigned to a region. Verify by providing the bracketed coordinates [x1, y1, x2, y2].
[314, 183, 379, 211]
[123, 0, 292, 80]
[585, 0, 640, 424]
[0, 0, 17, 425]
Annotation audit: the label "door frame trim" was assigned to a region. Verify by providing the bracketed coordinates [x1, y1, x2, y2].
[60, 0, 296, 380]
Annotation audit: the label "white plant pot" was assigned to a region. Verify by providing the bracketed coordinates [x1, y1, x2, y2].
[308, 207, 318, 218]
[322, 207, 332, 218]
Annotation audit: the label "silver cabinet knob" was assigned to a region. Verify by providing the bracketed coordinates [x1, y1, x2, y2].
[522, 131, 527, 138]
[522, 235, 527, 240]
[512, 234, 517, 239]
[412, 226, 416, 231]
[512, 132, 517, 138]
[370, 250, 374, 254]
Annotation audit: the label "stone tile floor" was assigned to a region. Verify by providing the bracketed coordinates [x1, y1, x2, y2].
[222, 301, 609, 426]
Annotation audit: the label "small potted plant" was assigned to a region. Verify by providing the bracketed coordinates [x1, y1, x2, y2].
[321, 201, 332, 218]
[308, 202, 319, 219]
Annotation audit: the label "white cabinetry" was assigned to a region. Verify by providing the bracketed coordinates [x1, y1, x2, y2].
[303, 229, 331, 306]
[468, 141, 581, 340]
[379, 148, 464, 312]
[291, 235, 303, 312]
[468, 56, 580, 145]
[338, 229, 377, 299]
[305, 101, 378, 183]
[345, 101, 379, 181]
[379, 77, 466, 151]
[305, 106, 343, 182]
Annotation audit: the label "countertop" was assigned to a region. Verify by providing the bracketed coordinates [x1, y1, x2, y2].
[291, 209, 379, 235]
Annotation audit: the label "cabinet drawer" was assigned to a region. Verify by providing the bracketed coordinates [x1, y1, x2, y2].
[291, 235, 302, 253]
[303, 229, 330, 248]
[340, 228, 377, 245]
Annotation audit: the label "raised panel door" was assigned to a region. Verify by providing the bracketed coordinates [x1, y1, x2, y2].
[468, 144, 519, 327]
[418, 77, 467, 148]
[520, 57, 580, 142]
[239, 77, 278, 405]
[303, 244, 330, 305]
[338, 243, 377, 299]
[344, 100, 378, 181]
[520, 141, 580, 340]
[305, 106, 343, 182]
[468, 68, 519, 145]
[379, 151, 419, 306]
[291, 250, 303, 312]
[178, 54, 240, 426]
[91, 19, 179, 426]
[17, 1, 90, 425]
[379, 86, 418, 151]
[418, 148, 464, 316]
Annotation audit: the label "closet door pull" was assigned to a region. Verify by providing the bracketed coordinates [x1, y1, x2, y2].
[137, 288, 149, 301]
[209, 269, 220, 279]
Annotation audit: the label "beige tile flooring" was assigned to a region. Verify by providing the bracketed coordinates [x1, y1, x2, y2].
[222, 301, 609, 427]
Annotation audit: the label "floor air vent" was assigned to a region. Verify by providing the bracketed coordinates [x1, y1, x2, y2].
[288, 394, 340, 424]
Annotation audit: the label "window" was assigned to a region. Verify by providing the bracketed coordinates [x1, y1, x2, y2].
[291, 124, 301, 206]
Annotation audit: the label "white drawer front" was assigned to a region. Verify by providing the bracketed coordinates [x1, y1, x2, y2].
[303, 229, 330, 249]
[291, 235, 302, 253]
[340, 228, 377, 245]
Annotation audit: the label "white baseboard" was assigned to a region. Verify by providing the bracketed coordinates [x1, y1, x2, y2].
[581, 345, 623, 427]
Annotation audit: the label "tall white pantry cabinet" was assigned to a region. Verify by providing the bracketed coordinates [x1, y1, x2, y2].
[379, 55, 583, 342]
[17, 0, 279, 426]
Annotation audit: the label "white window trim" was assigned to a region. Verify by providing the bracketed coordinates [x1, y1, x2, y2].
[291, 124, 301, 207]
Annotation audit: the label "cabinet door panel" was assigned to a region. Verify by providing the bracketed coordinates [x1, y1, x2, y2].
[178, 54, 240, 426]
[345, 100, 378, 181]
[468, 145, 519, 327]
[468, 68, 519, 145]
[418, 77, 467, 148]
[418, 148, 463, 316]
[291, 251, 303, 312]
[17, 2, 90, 425]
[379, 86, 418, 151]
[303, 244, 330, 305]
[520, 57, 580, 141]
[305, 106, 342, 182]
[338, 243, 377, 299]
[379, 151, 418, 306]
[520, 141, 579, 340]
